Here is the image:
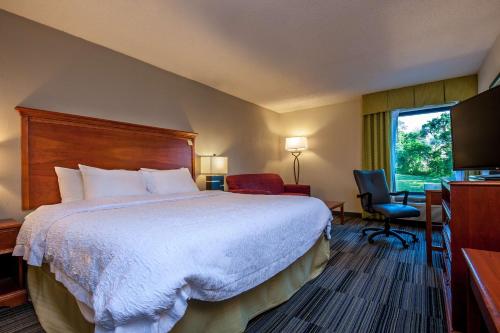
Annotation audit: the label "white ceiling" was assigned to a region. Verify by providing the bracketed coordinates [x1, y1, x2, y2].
[1, 0, 500, 113]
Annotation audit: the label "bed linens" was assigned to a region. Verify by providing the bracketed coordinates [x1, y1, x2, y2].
[14, 191, 332, 333]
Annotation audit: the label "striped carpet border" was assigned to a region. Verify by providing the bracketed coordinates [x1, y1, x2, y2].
[245, 217, 446, 333]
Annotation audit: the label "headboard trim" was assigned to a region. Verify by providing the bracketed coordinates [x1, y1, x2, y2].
[17, 106, 198, 210]
[17, 107, 197, 140]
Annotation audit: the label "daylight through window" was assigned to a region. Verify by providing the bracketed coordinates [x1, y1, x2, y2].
[394, 107, 454, 193]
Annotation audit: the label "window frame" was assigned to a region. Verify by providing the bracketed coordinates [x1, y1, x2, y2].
[391, 103, 457, 194]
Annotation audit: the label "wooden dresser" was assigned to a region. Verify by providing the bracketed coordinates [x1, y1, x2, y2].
[441, 179, 500, 332]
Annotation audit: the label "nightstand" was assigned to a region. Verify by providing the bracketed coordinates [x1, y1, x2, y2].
[324, 201, 345, 225]
[0, 219, 27, 307]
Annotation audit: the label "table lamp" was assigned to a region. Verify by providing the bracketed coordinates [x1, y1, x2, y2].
[200, 154, 228, 190]
[285, 137, 308, 184]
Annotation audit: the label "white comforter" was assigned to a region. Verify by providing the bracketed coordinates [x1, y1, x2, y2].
[14, 191, 332, 332]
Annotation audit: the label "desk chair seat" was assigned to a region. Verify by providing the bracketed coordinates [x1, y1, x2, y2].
[354, 169, 420, 248]
[372, 204, 420, 219]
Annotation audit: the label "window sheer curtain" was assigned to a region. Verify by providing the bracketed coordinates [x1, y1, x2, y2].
[360, 75, 477, 219]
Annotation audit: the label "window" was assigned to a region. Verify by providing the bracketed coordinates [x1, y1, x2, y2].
[392, 105, 454, 193]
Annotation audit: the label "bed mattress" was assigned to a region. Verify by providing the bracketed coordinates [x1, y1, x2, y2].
[28, 236, 330, 333]
[15, 191, 332, 332]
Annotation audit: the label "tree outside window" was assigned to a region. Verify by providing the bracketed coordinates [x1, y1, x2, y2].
[395, 110, 453, 193]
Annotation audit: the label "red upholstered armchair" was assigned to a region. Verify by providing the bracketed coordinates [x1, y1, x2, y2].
[226, 173, 310, 196]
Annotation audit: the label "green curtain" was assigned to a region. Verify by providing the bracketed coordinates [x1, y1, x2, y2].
[361, 111, 392, 220]
[362, 75, 477, 116]
[362, 111, 392, 179]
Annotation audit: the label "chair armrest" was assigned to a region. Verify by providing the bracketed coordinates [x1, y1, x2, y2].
[390, 190, 409, 205]
[229, 189, 272, 195]
[357, 192, 373, 211]
[284, 184, 311, 196]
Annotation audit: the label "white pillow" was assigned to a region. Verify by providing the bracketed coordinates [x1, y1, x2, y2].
[79, 164, 149, 200]
[54, 167, 84, 203]
[140, 167, 186, 192]
[140, 167, 188, 172]
[140, 168, 199, 195]
[140, 167, 172, 192]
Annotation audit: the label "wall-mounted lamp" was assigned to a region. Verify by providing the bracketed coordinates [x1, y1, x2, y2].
[285, 137, 308, 184]
[200, 154, 228, 190]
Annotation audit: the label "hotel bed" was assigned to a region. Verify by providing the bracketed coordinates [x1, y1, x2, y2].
[14, 107, 332, 333]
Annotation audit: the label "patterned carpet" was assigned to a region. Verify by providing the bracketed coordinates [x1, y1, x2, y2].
[0, 217, 446, 333]
[0, 303, 42, 333]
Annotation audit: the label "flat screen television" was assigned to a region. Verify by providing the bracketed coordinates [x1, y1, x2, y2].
[451, 84, 500, 171]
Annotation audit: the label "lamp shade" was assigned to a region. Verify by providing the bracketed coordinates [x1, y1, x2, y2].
[285, 137, 308, 152]
[200, 155, 228, 174]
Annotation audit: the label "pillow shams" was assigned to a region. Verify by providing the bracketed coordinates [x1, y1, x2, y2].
[79, 164, 149, 200]
[140, 168, 199, 195]
[54, 167, 84, 203]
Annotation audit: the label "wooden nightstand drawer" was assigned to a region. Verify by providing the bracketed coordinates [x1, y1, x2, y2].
[0, 219, 26, 307]
[0, 228, 19, 254]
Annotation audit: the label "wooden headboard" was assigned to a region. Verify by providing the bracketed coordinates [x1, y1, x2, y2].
[18, 107, 197, 210]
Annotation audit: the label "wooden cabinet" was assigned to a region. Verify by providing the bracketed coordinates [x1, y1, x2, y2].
[441, 180, 500, 332]
[0, 219, 27, 308]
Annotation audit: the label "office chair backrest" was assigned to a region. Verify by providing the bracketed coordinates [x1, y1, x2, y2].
[353, 169, 391, 210]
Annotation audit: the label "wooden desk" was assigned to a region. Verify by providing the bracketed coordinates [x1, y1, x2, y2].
[425, 189, 444, 264]
[462, 248, 500, 333]
[324, 201, 344, 224]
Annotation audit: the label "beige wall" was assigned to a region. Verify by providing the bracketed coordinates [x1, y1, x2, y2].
[277, 35, 500, 213]
[279, 100, 363, 213]
[478, 34, 500, 92]
[0, 10, 404, 220]
[0, 10, 281, 219]
[7, 9, 495, 218]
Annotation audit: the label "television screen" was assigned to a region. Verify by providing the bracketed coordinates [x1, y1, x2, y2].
[451, 84, 500, 170]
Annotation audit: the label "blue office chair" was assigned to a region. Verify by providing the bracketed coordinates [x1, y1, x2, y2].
[353, 169, 420, 248]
